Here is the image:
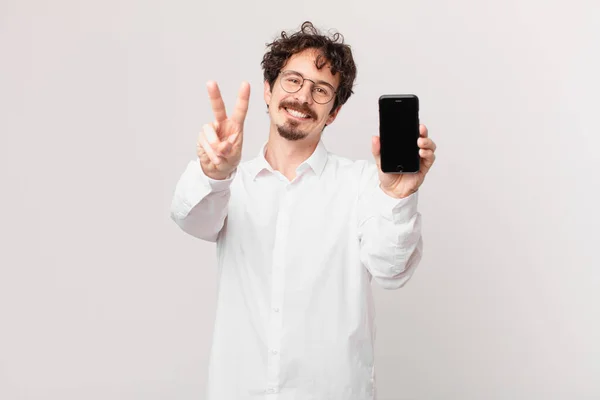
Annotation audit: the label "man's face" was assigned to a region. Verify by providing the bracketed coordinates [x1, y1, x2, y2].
[264, 49, 341, 141]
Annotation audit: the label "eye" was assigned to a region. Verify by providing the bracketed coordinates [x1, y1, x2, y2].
[314, 86, 330, 96]
[284, 75, 302, 84]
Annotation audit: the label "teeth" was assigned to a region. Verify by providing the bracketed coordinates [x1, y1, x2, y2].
[286, 108, 309, 119]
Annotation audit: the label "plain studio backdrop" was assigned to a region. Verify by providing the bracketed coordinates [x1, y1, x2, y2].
[1, 0, 599, 399]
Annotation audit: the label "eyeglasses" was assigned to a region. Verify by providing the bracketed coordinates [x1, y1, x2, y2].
[279, 70, 337, 104]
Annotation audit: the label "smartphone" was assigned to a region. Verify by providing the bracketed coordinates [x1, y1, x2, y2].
[378, 94, 420, 174]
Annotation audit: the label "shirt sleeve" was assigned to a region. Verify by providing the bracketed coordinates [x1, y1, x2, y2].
[169, 159, 236, 242]
[356, 162, 423, 290]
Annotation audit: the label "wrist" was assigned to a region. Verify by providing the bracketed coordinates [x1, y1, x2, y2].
[379, 184, 417, 199]
[206, 171, 234, 181]
[201, 164, 234, 181]
[198, 160, 235, 181]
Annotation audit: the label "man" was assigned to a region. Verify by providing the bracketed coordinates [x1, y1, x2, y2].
[170, 21, 437, 400]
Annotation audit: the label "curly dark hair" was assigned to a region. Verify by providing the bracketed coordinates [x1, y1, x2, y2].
[261, 21, 357, 113]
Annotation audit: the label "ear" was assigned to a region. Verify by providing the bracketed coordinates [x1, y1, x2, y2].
[264, 80, 272, 107]
[325, 106, 342, 126]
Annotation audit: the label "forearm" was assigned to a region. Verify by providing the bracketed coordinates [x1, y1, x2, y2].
[170, 160, 235, 242]
[358, 186, 423, 290]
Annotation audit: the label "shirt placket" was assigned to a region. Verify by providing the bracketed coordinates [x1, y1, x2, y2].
[266, 178, 292, 397]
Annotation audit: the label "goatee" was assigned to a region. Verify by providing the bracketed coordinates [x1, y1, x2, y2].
[277, 121, 308, 141]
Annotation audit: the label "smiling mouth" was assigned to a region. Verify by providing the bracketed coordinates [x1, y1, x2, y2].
[283, 107, 312, 120]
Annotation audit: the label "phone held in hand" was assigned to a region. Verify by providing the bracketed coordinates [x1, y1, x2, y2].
[378, 94, 420, 174]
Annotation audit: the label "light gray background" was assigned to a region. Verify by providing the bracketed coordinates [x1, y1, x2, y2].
[1, 0, 599, 399]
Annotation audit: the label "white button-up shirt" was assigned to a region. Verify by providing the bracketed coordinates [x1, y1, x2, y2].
[170, 139, 423, 400]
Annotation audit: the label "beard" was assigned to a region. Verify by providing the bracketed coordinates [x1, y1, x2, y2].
[277, 120, 308, 141]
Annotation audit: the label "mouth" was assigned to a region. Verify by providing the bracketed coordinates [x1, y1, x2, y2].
[282, 106, 313, 121]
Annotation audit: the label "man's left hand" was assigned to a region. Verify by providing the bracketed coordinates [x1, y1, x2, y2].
[371, 124, 437, 199]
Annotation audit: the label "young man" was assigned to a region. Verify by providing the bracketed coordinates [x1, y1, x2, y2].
[170, 21, 437, 400]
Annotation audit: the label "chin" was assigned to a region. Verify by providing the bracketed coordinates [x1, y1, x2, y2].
[277, 124, 309, 141]
[277, 117, 315, 140]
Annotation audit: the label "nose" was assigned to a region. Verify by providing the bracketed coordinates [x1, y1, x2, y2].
[294, 82, 314, 104]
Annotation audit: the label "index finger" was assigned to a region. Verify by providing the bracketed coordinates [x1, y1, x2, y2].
[231, 81, 251, 125]
[207, 81, 227, 122]
[419, 124, 428, 138]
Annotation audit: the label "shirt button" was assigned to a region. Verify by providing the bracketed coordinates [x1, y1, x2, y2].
[267, 387, 277, 393]
[270, 349, 278, 355]
[273, 307, 279, 312]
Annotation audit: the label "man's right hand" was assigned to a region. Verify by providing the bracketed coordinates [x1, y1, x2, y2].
[197, 81, 250, 180]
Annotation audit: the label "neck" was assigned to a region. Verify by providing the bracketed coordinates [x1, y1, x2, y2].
[264, 126, 320, 181]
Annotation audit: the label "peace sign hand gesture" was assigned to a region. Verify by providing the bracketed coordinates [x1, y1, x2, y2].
[197, 81, 251, 180]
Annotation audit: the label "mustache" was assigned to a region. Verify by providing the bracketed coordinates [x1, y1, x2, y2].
[279, 100, 316, 119]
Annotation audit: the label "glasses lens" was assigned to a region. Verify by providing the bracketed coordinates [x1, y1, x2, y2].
[281, 72, 303, 93]
[312, 85, 333, 104]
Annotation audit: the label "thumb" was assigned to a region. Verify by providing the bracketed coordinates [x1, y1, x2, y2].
[228, 132, 239, 144]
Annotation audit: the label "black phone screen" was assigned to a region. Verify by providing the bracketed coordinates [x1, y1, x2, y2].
[378, 95, 420, 173]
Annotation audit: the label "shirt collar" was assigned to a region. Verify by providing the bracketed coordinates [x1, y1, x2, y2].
[246, 139, 328, 180]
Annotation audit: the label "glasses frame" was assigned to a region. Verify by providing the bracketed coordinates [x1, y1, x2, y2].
[278, 70, 337, 105]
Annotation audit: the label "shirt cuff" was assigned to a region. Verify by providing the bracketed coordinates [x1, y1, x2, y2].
[193, 159, 237, 192]
[373, 185, 419, 223]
